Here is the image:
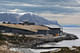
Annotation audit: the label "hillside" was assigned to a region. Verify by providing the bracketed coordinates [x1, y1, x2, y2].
[0, 13, 60, 26]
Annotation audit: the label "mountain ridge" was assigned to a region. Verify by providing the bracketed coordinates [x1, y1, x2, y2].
[0, 12, 60, 26]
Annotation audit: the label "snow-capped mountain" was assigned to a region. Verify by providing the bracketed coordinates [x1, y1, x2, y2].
[19, 13, 59, 25]
[0, 12, 60, 26]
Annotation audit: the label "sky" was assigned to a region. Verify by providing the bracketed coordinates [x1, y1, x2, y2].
[0, 0, 80, 25]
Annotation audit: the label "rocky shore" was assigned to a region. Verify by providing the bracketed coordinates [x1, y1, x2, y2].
[41, 46, 80, 53]
[8, 32, 79, 48]
[0, 32, 78, 48]
[0, 42, 19, 53]
[32, 32, 78, 48]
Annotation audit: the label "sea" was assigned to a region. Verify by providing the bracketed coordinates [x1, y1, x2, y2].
[54, 27, 80, 47]
[10, 27, 80, 53]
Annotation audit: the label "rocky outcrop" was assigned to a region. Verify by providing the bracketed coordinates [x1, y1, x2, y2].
[8, 32, 78, 48]
[0, 45, 19, 53]
[32, 32, 78, 48]
[41, 46, 80, 53]
[0, 32, 78, 48]
[63, 32, 78, 40]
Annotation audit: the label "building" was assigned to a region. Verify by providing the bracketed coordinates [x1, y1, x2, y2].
[44, 25, 62, 36]
[0, 23, 62, 36]
[0, 24, 49, 35]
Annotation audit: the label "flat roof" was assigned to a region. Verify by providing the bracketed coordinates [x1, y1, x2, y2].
[45, 25, 61, 28]
[0, 24, 49, 32]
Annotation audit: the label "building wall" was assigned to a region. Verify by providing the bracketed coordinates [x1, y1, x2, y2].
[0, 26, 35, 35]
[49, 28, 61, 34]
[37, 30, 48, 35]
[37, 28, 61, 35]
[0, 26, 61, 35]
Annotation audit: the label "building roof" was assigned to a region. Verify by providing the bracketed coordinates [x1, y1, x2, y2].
[0, 24, 49, 32]
[45, 25, 61, 28]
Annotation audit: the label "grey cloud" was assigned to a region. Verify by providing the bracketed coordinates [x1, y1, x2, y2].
[0, 0, 80, 14]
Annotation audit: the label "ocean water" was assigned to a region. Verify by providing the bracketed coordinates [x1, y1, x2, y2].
[37, 27, 80, 47]
[53, 27, 80, 47]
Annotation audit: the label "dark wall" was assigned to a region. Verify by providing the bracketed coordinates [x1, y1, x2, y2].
[37, 28, 61, 35]
[37, 30, 48, 35]
[0, 26, 61, 35]
[49, 28, 61, 34]
[0, 26, 35, 35]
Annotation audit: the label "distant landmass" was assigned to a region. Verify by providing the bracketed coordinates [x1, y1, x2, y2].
[0, 12, 60, 26]
[63, 25, 80, 27]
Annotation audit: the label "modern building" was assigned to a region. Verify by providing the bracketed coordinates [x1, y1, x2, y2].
[45, 25, 62, 36]
[0, 23, 62, 36]
[0, 24, 49, 35]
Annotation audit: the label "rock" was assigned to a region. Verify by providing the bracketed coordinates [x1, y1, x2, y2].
[32, 32, 78, 48]
[63, 32, 78, 40]
[2, 32, 78, 48]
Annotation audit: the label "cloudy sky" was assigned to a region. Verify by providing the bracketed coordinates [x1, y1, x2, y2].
[0, 0, 80, 25]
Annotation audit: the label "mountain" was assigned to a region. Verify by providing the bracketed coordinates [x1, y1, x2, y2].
[19, 13, 59, 25]
[0, 12, 60, 26]
[0, 13, 18, 23]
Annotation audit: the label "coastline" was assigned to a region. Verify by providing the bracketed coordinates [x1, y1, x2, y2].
[6, 32, 78, 48]
[0, 31, 79, 53]
[32, 32, 78, 48]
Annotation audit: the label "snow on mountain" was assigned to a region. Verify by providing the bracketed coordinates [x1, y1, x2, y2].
[19, 13, 60, 25]
[0, 12, 60, 26]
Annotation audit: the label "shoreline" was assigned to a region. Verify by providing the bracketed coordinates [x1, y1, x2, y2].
[6, 32, 78, 48]
[0, 32, 79, 53]
[32, 32, 78, 48]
